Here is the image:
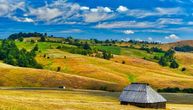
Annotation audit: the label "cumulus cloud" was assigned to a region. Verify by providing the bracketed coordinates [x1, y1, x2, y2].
[83, 6, 114, 23]
[90, 7, 112, 13]
[165, 34, 180, 40]
[80, 6, 89, 11]
[116, 6, 128, 12]
[11, 16, 34, 23]
[123, 30, 134, 34]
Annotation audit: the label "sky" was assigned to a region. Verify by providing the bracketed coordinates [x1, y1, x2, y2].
[1, 0, 193, 42]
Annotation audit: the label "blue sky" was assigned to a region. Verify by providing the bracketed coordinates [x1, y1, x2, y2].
[1, 0, 193, 42]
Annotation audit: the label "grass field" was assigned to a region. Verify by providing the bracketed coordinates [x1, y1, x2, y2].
[94, 45, 121, 55]
[0, 89, 192, 110]
[4, 41, 192, 90]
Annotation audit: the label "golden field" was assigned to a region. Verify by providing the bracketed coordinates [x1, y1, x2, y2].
[35, 48, 193, 90]
[0, 89, 192, 110]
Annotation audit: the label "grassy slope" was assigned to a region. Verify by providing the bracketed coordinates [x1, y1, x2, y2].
[0, 89, 192, 110]
[0, 63, 117, 90]
[0, 40, 182, 91]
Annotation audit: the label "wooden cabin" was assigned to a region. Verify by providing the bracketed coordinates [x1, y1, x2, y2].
[119, 83, 167, 109]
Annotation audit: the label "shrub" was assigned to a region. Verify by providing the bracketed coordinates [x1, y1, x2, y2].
[57, 67, 61, 72]
[170, 60, 179, 68]
[181, 67, 186, 71]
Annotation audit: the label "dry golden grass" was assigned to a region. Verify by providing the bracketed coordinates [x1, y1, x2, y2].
[35, 49, 193, 90]
[0, 89, 192, 110]
[0, 62, 117, 90]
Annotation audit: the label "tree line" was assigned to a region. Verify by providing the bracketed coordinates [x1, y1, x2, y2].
[174, 45, 193, 52]
[158, 87, 193, 93]
[0, 40, 42, 69]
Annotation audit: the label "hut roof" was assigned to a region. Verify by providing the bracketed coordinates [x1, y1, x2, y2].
[119, 83, 167, 103]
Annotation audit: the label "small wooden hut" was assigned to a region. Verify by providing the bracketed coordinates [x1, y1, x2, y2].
[119, 83, 167, 109]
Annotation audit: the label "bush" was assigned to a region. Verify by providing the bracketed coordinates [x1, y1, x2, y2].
[57, 67, 61, 72]
[181, 67, 186, 71]
[170, 60, 179, 68]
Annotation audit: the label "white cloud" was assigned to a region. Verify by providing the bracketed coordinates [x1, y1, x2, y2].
[120, 7, 185, 18]
[165, 34, 180, 40]
[95, 21, 163, 29]
[155, 7, 184, 15]
[123, 30, 134, 34]
[80, 6, 89, 11]
[147, 37, 153, 41]
[84, 12, 115, 23]
[11, 16, 34, 23]
[58, 29, 83, 33]
[0, 0, 25, 16]
[90, 7, 112, 13]
[137, 29, 171, 33]
[116, 6, 128, 12]
[121, 37, 130, 41]
[103, 7, 113, 13]
[157, 18, 183, 25]
[188, 21, 193, 25]
[29, 7, 63, 21]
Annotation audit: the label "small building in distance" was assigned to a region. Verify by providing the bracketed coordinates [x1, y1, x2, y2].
[119, 83, 167, 109]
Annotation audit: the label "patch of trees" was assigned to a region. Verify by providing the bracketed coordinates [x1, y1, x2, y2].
[57, 43, 113, 60]
[127, 40, 161, 45]
[174, 45, 193, 52]
[158, 87, 193, 93]
[0, 40, 42, 69]
[140, 46, 164, 53]
[158, 49, 179, 68]
[8, 32, 50, 40]
[57, 44, 93, 55]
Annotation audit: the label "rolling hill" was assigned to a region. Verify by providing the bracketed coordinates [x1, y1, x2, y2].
[0, 37, 193, 91]
[160, 40, 193, 50]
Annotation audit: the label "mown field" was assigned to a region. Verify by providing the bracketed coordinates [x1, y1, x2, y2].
[0, 89, 192, 110]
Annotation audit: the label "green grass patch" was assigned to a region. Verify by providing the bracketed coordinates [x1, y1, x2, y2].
[94, 46, 121, 55]
[121, 48, 164, 60]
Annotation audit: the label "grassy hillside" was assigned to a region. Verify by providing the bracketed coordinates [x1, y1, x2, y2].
[8, 41, 193, 90]
[0, 89, 192, 110]
[0, 38, 190, 91]
[160, 40, 193, 50]
[0, 63, 117, 90]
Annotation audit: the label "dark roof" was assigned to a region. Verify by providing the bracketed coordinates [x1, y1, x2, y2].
[119, 83, 167, 103]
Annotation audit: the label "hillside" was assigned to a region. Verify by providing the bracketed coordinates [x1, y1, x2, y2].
[13, 40, 193, 90]
[0, 63, 117, 90]
[0, 37, 193, 91]
[160, 40, 193, 50]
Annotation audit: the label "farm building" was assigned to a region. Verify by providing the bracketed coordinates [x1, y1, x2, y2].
[119, 83, 167, 109]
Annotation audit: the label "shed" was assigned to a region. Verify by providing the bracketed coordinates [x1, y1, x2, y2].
[119, 83, 167, 109]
